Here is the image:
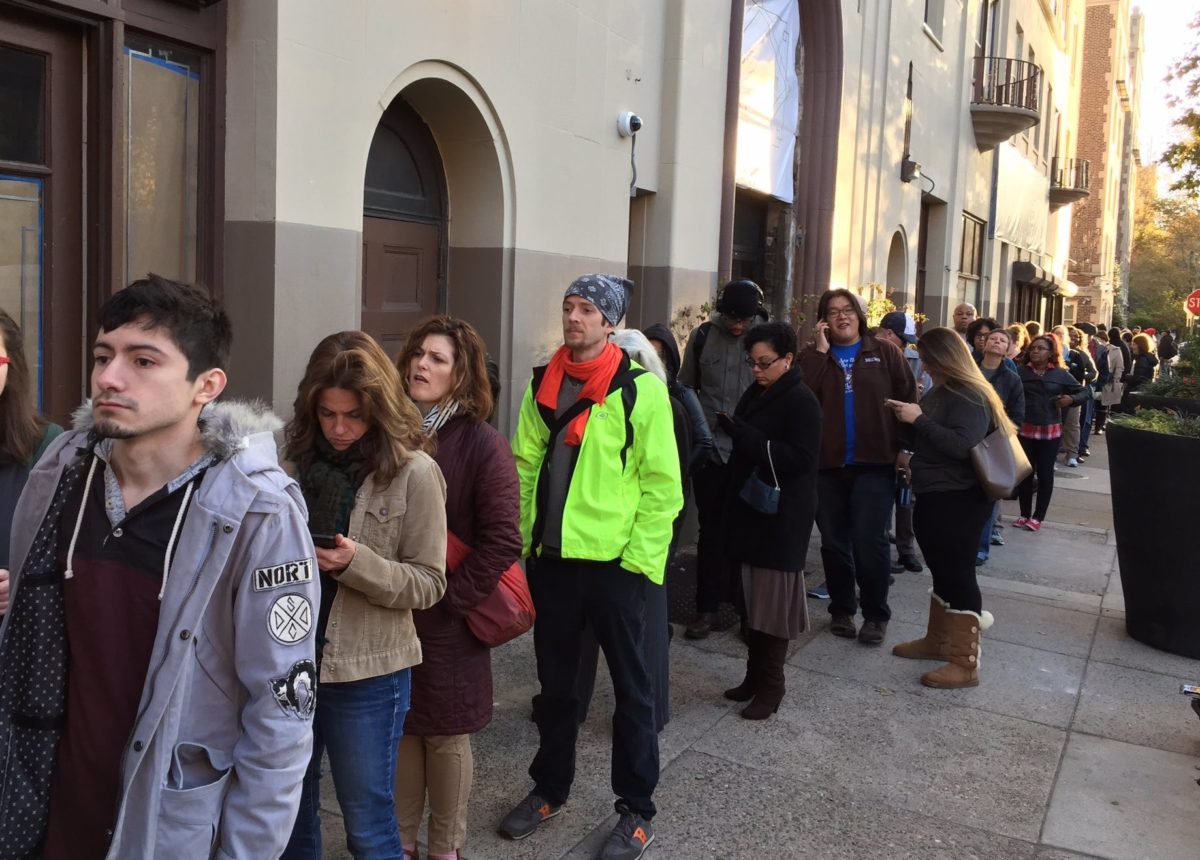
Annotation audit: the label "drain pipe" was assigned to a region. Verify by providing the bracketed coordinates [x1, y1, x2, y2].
[717, 0, 744, 284]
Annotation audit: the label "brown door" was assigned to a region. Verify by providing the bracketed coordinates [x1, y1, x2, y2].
[362, 97, 446, 354]
[0, 10, 84, 422]
[362, 216, 440, 358]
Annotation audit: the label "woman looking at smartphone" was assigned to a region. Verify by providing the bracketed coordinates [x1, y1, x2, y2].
[884, 328, 1014, 689]
[719, 322, 821, 718]
[282, 331, 447, 859]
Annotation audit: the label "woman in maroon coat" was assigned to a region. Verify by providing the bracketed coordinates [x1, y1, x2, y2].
[393, 317, 522, 860]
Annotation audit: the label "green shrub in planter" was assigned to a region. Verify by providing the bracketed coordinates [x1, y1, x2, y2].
[1110, 409, 1200, 437]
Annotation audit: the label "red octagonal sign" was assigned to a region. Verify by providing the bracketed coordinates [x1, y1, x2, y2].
[1188, 289, 1200, 315]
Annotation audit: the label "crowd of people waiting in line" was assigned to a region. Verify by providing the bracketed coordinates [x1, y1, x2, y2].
[0, 273, 1179, 860]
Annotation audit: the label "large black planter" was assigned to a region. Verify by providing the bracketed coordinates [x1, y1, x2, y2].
[1107, 422, 1200, 658]
[1127, 392, 1200, 416]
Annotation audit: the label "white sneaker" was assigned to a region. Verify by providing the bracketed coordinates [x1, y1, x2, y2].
[1067, 458, 1079, 467]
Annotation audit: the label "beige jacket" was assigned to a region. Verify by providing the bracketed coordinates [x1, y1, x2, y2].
[320, 450, 448, 683]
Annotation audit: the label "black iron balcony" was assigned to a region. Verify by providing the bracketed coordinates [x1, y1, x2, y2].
[1049, 157, 1091, 208]
[971, 57, 1042, 151]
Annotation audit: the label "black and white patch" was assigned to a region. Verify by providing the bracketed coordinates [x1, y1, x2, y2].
[267, 593, 313, 645]
[270, 659, 317, 719]
[253, 557, 315, 592]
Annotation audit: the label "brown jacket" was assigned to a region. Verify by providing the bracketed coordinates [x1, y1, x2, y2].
[320, 451, 448, 683]
[798, 335, 916, 470]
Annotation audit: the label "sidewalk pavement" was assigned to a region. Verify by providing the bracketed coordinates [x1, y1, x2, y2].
[319, 431, 1200, 859]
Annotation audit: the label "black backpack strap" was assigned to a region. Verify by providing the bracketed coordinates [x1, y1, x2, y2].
[691, 321, 712, 386]
[619, 370, 645, 469]
[528, 360, 646, 554]
[535, 365, 646, 438]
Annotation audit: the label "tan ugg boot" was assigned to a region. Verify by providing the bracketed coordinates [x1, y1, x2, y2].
[920, 608, 994, 689]
[891, 592, 950, 660]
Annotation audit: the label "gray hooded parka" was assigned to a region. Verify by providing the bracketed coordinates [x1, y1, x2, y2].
[0, 401, 318, 860]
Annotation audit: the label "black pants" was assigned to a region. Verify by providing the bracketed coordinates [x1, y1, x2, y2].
[692, 459, 740, 614]
[1017, 436, 1062, 521]
[816, 465, 895, 622]
[574, 578, 670, 732]
[913, 488, 993, 613]
[527, 557, 659, 819]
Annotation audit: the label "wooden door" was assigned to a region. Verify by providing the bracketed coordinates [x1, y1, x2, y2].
[0, 10, 84, 421]
[361, 216, 440, 358]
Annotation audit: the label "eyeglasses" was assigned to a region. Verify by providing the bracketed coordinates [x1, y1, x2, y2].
[825, 307, 857, 320]
[745, 355, 784, 371]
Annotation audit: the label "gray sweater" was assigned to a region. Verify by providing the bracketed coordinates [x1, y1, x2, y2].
[910, 385, 991, 495]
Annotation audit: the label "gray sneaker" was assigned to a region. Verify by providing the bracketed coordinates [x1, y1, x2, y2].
[498, 791, 562, 840]
[597, 811, 654, 860]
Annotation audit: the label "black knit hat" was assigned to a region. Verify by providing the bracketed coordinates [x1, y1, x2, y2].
[715, 279, 764, 319]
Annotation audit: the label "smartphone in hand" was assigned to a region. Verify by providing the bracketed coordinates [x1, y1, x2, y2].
[716, 411, 737, 434]
[310, 533, 339, 550]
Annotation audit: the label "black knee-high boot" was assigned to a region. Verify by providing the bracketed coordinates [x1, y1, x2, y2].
[741, 634, 788, 719]
[724, 629, 761, 702]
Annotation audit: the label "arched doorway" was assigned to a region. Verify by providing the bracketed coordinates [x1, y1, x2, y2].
[362, 98, 447, 357]
[886, 231, 907, 300]
[369, 65, 515, 423]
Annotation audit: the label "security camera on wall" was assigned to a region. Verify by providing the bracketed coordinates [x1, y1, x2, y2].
[617, 112, 643, 137]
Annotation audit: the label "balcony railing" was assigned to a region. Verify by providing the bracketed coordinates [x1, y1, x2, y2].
[970, 56, 1042, 150]
[1049, 156, 1091, 208]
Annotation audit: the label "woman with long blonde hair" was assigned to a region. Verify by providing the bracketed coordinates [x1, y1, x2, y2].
[884, 328, 1012, 690]
[283, 331, 448, 859]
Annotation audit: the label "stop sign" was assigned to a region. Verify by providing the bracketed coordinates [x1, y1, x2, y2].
[1189, 290, 1200, 315]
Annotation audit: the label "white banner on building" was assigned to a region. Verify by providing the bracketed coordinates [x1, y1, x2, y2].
[736, 0, 800, 203]
[994, 143, 1050, 254]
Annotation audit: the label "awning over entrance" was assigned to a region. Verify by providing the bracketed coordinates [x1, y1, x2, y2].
[1012, 260, 1065, 296]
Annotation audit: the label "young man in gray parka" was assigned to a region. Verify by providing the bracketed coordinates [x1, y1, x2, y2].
[0, 276, 318, 860]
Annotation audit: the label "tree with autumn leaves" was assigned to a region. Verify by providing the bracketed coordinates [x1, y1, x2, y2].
[1127, 196, 1199, 331]
[1164, 13, 1200, 197]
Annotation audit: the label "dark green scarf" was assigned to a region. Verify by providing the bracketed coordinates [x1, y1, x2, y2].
[297, 435, 370, 537]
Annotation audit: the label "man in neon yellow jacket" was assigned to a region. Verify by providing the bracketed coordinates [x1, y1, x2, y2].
[499, 274, 681, 860]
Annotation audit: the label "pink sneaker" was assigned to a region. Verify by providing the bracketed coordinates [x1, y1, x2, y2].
[1026, 518, 1042, 532]
[1013, 517, 1030, 529]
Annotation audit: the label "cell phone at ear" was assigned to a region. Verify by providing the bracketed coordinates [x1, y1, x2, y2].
[310, 533, 338, 549]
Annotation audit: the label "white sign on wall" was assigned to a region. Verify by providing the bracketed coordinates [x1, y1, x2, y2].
[736, 0, 800, 203]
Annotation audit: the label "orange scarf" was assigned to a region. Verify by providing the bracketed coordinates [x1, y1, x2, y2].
[535, 341, 623, 446]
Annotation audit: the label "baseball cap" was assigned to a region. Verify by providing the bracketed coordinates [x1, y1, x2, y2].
[879, 311, 917, 344]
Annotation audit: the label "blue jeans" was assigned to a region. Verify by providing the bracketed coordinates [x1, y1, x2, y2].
[816, 465, 895, 622]
[1078, 396, 1094, 452]
[283, 669, 412, 860]
[977, 500, 1000, 560]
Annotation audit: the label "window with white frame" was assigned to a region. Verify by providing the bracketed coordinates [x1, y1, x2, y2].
[924, 0, 945, 42]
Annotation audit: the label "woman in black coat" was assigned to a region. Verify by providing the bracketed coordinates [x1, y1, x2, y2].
[720, 322, 822, 719]
[1014, 335, 1088, 530]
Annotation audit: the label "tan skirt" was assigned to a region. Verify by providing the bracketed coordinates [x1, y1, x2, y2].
[741, 564, 810, 640]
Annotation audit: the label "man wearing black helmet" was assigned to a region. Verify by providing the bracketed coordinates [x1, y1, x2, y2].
[678, 280, 766, 639]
